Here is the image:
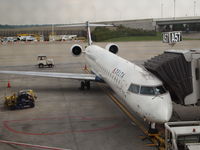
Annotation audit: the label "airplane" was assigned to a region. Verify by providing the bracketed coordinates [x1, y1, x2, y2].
[0, 21, 173, 133]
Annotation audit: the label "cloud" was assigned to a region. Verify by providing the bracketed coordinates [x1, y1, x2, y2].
[0, 0, 198, 24]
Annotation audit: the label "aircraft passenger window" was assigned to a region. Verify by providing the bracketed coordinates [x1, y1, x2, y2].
[140, 86, 155, 95]
[128, 84, 140, 94]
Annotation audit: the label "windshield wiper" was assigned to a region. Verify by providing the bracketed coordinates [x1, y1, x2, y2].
[152, 93, 164, 100]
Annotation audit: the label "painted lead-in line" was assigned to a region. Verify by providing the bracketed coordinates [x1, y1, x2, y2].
[0, 140, 71, 150]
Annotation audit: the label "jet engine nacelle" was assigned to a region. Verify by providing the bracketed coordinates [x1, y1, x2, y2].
[105, 43, 119, 54]
[70, 44, 83, 56]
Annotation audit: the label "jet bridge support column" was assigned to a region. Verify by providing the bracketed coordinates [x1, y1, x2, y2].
[184, 54, 200, 105]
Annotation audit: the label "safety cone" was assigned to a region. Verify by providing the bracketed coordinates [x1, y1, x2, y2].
[7, 80, 11, 88]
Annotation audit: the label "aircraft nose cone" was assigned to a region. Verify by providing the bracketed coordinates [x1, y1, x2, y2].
[160, 104, 172, 122]
[157, 95, 173, 123]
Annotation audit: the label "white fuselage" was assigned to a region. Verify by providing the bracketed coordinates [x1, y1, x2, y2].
[85, 45, 172, 123]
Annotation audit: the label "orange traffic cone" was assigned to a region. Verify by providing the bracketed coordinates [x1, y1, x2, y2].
[83, 64, 87, 70]
[7, 80, 11, 88]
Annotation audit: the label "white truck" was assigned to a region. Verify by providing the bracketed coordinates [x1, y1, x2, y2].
[37, 55, 54, 68]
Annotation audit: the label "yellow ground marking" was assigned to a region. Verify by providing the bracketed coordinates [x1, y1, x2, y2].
[84, 67, 165, 150]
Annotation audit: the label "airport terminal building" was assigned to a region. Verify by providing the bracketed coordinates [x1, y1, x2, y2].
[0, 16, 200, 40]
[102, 16, 200, 31]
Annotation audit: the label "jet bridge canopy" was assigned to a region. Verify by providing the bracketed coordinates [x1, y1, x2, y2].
[144, 52, 192, 105]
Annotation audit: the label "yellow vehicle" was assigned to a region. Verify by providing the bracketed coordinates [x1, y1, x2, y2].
[4, 89, 37, 110]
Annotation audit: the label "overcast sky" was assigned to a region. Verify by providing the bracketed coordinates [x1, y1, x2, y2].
[0, 0, 199, 25]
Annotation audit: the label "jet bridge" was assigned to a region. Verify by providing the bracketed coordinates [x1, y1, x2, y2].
[144, 49, 200, 105]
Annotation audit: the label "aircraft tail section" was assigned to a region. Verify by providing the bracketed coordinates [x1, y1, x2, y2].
[58, 21, 113, 46]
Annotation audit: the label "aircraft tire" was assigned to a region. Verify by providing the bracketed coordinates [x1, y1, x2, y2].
[85, 81, 90, 90]
[80, 81, 85, 90]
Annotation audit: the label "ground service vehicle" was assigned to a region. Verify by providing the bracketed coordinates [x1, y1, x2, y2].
[165, 121, 200, 150]
[4, 89, 37, 110]
[37, 55, 54, 68]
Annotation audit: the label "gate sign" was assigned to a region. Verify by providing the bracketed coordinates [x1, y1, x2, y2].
[162, 31, 182, 44]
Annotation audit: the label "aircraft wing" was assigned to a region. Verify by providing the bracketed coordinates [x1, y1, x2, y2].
[0, 71, 96, 81]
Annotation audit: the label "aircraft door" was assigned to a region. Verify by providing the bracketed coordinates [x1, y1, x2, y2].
[121, 79, 128, 99]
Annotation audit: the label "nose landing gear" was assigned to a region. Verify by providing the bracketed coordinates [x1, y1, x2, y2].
[148, 123, 158, 134]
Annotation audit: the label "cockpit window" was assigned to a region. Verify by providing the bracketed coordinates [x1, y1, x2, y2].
[140, 86, 155, 95]
[154, 86, 166, 95]
[128, 84, 140, 94]
[128, 84, 167, 96]
[140, 85, 167, 95]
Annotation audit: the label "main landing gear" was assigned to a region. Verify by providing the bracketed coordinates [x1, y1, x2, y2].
[148, 122, 158, 134]
[80, 80, 90, 90]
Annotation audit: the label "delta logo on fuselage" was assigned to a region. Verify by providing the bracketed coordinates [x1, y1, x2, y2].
[112, 68, 125, 78]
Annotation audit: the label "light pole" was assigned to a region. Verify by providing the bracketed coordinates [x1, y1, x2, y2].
[194, 0, 196, 16]
[174, 0, 176, 18]
[161, 0, 163, 18]
[51, 24, 55, 41]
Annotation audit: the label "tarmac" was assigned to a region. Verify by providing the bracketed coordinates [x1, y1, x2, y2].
[0, 40, 200, 150]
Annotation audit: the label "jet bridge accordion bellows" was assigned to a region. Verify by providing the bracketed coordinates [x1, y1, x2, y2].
[144, 52, 192, 105]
